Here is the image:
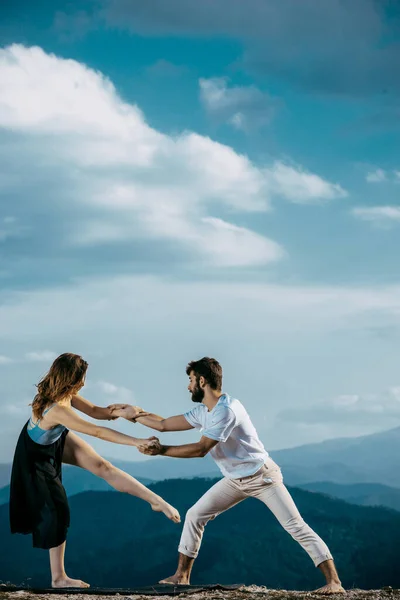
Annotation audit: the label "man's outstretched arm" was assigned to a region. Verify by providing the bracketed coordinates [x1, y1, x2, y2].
[139, 436, 218, 458]
[108, 404, 193, 432]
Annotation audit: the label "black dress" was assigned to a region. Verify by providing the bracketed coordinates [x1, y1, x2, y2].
[9, 422, 70, 549]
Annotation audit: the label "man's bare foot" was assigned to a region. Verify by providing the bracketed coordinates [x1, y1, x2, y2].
[52, 577, 90, 588]
[159, 575, 189, 585]
[151, 497, 181, 523]
[314, 582, 346, 595]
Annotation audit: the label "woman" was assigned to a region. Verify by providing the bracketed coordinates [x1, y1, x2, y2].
[9, 353, 180, 589]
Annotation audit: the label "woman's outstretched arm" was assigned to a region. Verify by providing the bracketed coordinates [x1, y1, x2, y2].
[71, 393, 116, 421]
[108, 404, 193, 432]
[50, 405, 154, 448]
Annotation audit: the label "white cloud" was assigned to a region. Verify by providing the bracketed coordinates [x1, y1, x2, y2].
[352, 206, 400, 224]
[199, 77, 277, 131]
[0, 355, 13, 365]
[263, 162, 347, 204]
[96, 381, 134, 403]
[277, 385, 400, 430]
[365, 169, 400, 184]
[0, 44, 347, 267]
[366, 168, 387, 183]
[1, 274, 400, 343]
[146, 59, 188, 77]
[200, 217, 285, 266]
[25, 351, 57, 362]
[97, 382, 119, 394]
[331, 394, 359, 407]
[4, 401, 30, 416]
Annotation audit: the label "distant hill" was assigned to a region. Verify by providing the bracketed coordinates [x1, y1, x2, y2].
[2, 424, 400, 504]
[0, 464, 154, 505]
[0, 455, 219, 491]
[272, 426, 400, 487]
[0, 464, 11, 489]
[298, 481, 400, 512]
[0, 457, 216, 505]
[4, 476, 400, 515]
[1, 478, 400, 590]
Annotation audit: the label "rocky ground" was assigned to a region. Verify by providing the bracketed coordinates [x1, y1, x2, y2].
[1, 586, 399, 600]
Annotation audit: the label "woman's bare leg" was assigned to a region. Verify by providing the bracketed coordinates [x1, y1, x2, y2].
[63, 432, 180, 523]
[49, 542, 89, 588]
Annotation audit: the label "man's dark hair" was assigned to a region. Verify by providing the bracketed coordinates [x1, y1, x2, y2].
[186, 357, 222, 390]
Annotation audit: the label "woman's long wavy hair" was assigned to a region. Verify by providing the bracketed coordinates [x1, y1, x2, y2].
[31, 353, 88, 419]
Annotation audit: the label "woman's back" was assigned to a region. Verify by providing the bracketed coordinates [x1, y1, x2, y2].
[27, 403, 67, 445]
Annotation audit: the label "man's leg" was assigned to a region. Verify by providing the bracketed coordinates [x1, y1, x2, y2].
[251, 463, 345, 594]
[160, 477, 246, 585]
[160, 554, 195, 586]
[317, 559, 344, 594]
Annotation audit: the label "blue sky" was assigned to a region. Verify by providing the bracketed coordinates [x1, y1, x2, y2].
[1, 0, 400, 463]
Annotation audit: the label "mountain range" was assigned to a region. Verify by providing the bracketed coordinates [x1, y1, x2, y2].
[272, 425, 400, 487]
[1, 478, 400, 590]
[298, 481, 400, 512]
[2, 423, 400, 487]
[2, 424, 400, 512]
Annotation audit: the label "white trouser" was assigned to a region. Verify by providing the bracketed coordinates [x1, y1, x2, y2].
[178, 457, 333, 567]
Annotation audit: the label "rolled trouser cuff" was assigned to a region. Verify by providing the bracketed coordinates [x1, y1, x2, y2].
[314, 552, 333, 567]
[178, 544, 198, 559]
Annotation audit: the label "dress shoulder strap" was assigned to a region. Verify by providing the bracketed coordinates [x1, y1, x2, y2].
[42, 403, 57, 417]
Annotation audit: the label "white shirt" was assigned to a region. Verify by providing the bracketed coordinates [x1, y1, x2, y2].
[184, 393, 269, 479]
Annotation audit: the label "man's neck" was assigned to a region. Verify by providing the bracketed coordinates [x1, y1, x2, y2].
[202, 389, 223, 412]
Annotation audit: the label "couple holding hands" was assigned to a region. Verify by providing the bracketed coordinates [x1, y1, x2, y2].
[9, 353, 344, 594]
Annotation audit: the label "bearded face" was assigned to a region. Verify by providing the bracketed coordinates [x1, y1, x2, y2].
[188, 372, 205, 403]
[191, 379, 205, 403]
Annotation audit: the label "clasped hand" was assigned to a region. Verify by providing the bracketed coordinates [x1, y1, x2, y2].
[138, 436, 163, 456]
[107, 404, 162, 455]
[108, 403, 150, 420]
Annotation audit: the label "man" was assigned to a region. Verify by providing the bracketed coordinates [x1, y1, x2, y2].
[109, 357, 344, 594]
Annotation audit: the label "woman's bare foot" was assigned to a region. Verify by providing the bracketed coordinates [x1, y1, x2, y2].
[159, 574, 189, 585]
[314, 582, 346, 595]
[151, 496, 181, 523]
[52, 576, 90, 588]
